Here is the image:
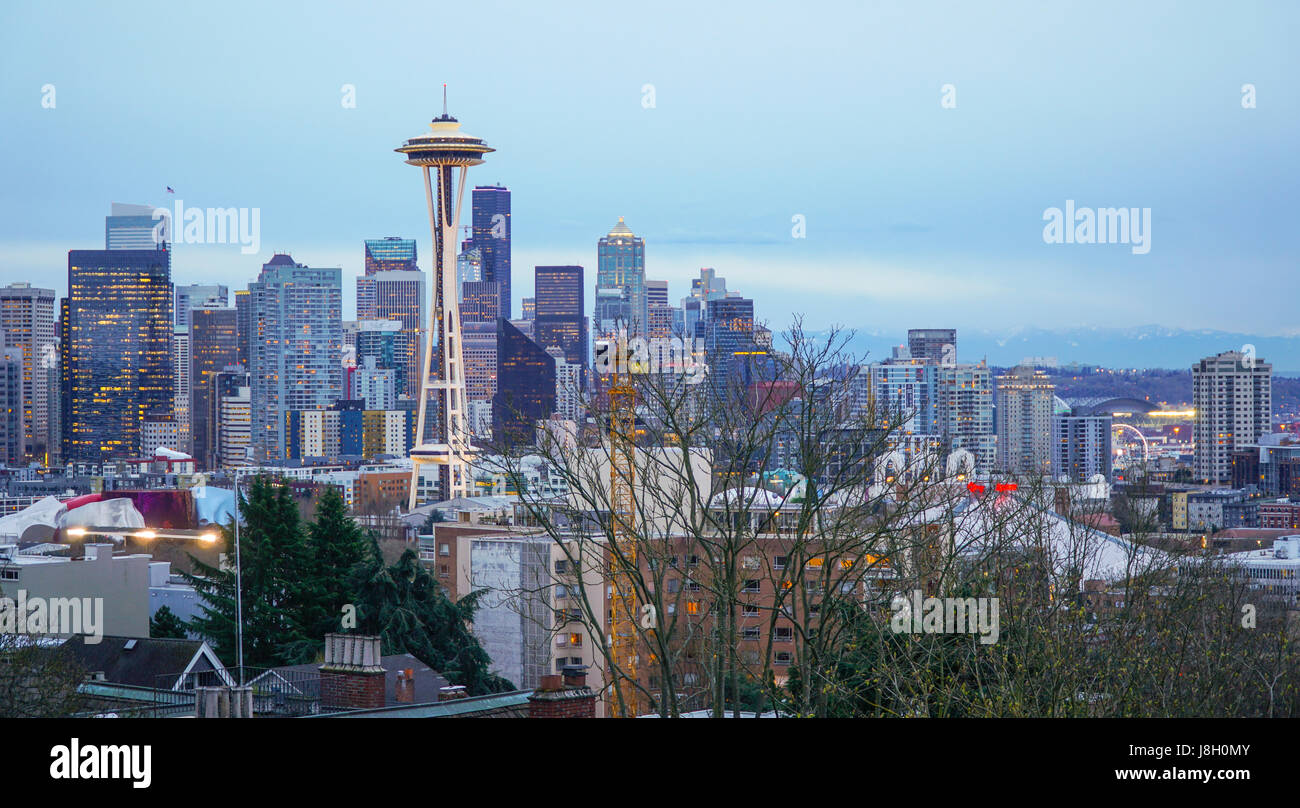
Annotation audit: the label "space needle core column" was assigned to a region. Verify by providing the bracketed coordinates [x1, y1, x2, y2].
[396, 89, 494, 508]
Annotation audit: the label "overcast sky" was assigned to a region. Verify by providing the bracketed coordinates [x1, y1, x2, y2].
[1, 0, 1296, 336]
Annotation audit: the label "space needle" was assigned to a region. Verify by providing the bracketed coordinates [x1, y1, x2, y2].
[396, 87, 494, 508]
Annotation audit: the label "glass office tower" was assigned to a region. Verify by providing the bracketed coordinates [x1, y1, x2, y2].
[65, 248, 174, 460]
[471, 185, 511, 319]
[493, 318, 554, 446]
[534, 265, 585, 385]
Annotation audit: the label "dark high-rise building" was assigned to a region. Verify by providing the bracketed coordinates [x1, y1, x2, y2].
[65, 248, 174, 460]
[234, 289, 251, 368]
[461, 280, 502, 324]
[0, 347, 24, 465]
[471, 186, 511, 319]
[493, 318, 554, 446]
[190, 307, 239, 468]
[534, 265, 585, 385]
[704, 296, 755, 391]
[907, 328, 957, 364]
[57, 297, 68, 465]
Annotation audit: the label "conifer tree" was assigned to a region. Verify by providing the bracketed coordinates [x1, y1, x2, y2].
[149, 605, 188, 640]
[352, 539, 515, 695]
[183, 476, 315, 669]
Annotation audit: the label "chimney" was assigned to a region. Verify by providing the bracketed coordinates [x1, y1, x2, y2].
[396, 668, 415, 703]
[437, 685, 468, 701]
[195, 685, 254, 718]
[529, 665, 596, 718]
[319, 634, 386, 711]
[562, 664, 586, 688]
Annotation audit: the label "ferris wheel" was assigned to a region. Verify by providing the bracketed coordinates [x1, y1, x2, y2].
[1112, 423, 1150, 466]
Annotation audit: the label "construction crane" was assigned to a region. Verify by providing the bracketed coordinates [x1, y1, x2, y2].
[606, 333, 639, 717]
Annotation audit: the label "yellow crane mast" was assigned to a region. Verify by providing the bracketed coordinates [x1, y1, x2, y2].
[607, 335, 639, 717]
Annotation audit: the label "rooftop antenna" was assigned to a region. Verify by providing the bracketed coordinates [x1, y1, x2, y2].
[442, 83, 448, 117]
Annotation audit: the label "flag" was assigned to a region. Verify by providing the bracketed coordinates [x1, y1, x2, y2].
[166, 186, 175, 194]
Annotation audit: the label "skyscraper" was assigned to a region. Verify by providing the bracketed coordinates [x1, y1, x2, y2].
[0, 282, 56, 461]
[593, 286, 631, 346]
[460, 280, 501, 324]
[105, 202, 169, 250]
[396, 98, 493, 505]
[175, 284, 229, 330]
[212, 367, 251, 468]
[862, 359, 939, 435]
[1052, 412, 1113, 483]
[596, 217, 646, 335]
[248, 254, 343, 463]
[0, 348, 24, 465]
[363, 237, 418, 275]
[173, 328, 191, 453]
[995, 366, 1055, 475]
[548, 346, 583, 423]
[471, 185, 511, 319]
[355, 319, 406, 394]
[493, 319, 555, 446]
[65, 248, 174, 460]
[190, 307, 239, 468]
[682, 267, 727, 340]
[234, 289, 251, 368]
[357, 266, 424, 396]
[704, 296, 756, 392]
[457, 243, 483, 286]
[534, 265, 585, 384]
[936, 361, 995, 473]
[908, 329, 957, 365]
[1194, 350, 1272, 484]
[462, 320, 498, 403]
[645, 279, 671, 340]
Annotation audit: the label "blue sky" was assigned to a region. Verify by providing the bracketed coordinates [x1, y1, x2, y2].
[1, 0, 1296, 338]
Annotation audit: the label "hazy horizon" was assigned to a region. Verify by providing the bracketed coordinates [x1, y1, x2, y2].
[2, 0, 1297, 344]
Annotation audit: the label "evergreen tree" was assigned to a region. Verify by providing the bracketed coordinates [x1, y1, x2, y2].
[306, 484, 371, 637]
[182, 476, 316, 669]
[420, 508, 445, 534]
[353, 538, 515, 695]
[149, 605, 188, 639]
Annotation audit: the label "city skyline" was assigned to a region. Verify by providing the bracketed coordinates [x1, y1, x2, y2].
[3, 1, 1300, 737]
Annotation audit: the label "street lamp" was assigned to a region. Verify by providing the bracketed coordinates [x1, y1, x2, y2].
[231, 467, 246, 686]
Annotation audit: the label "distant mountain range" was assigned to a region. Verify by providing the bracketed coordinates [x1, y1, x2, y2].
[835, 326, 1300, 374]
